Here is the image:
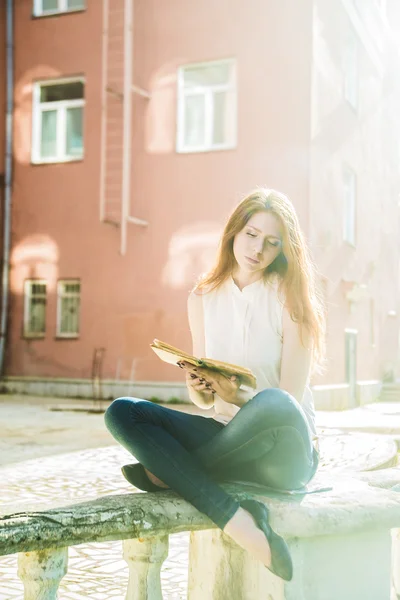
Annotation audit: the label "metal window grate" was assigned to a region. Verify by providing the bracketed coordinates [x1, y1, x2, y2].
[24, 281, 47, 337]
[57, 280, 81, 337]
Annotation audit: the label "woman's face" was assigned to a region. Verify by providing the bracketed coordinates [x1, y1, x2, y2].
[232, 211, 283, 275]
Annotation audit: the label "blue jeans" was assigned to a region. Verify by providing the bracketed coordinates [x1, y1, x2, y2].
[104, 388, 318, 529]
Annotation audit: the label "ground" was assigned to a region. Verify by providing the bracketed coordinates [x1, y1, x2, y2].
[2, 394, 400, 599]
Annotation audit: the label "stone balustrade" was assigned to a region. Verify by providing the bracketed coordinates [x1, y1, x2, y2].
[2, 474, 400, 599]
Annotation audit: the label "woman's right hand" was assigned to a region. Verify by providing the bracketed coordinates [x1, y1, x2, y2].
[179, 362, 216, 396]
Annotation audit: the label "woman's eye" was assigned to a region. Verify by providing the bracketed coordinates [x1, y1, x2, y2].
[246, 232, 257, 238]
[269, 241, 280, 248]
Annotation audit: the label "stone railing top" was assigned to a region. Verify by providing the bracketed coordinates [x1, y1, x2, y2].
[357, 465, 400, 489]
[2, 475, 400, 557]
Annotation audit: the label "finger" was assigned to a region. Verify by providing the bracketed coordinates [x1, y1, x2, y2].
[182, 361, 199, 372]
[193, 381, 211, 393]
[189, 378, 207, 390]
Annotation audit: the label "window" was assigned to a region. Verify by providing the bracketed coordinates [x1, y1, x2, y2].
[343, 166, 357, 246]
[32, 78, 85, 164]
[345, 329, 358, 407]
[33, 0, 85, 17]
[370, 299, 376, 346]
[344, 30, 358, 110]
[24, 280, 47, 338]
[57, 280, 81, 337]
[177, 59, 237, 153]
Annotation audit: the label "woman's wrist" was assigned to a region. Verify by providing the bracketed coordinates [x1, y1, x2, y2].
[233, 388, 254, 407]
[220, 387, 253, 407]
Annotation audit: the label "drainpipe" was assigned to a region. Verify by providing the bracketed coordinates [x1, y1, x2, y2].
[0, 0, 14, 376]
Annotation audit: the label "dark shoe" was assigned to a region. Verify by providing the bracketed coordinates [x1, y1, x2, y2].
[241, 498, 293, 582]
[121, 463, 164, 492]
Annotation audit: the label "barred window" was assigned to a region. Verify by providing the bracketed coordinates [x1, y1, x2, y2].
[24, 281, 47, 337]
[57, 280, 81, 337]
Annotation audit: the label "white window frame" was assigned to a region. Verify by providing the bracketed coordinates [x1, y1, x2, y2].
[24, 280, 47, 338]
[375, 0, 386, 15]
[56, 279, 81, 338]
[31, 77, 85, 165]
[33, 0, 85, 17]
[344, 30, 358, 110]
[176, 58, 237, 154]
[343, 166, 357, 246]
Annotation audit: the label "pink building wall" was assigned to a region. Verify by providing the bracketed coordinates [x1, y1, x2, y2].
[309, 0, 400, 384]
[1, 0, 400, 396]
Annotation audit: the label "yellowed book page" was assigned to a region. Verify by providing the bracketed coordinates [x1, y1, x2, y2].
[150, 339, 257, 388]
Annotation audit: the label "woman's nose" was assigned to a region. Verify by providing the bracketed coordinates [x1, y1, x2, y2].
[253, 239, 264, 255]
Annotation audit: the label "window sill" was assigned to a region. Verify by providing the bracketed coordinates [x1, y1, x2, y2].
[55, 336, 80, 340]
[31, 157, 84, 166]
[23, 334, 45, 340]
[32, 9, 86, 19]
[176, 143, 237, 154]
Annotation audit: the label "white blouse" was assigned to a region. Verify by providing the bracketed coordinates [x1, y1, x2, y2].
[201, 275, 317, 437]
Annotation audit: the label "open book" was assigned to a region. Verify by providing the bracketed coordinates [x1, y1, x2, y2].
[150, 339, 257, 389]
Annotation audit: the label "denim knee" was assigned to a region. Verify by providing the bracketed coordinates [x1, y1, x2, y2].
[246, 388, 302, 424]
[250, 388, 294, 411]
[104, 397, 136, 432]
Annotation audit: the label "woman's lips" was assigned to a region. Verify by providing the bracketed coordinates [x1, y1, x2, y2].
[245, 256, 260, 265]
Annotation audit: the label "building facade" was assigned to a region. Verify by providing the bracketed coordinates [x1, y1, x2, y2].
[0, 0, 400, 407]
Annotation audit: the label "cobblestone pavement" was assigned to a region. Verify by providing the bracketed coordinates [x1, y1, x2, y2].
[1, 445, 190, 600]
[1, 396, 399, 599]
[1, 436, 397, 599]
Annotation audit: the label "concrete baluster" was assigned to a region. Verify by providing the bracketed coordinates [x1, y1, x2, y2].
[188, 528, 284, 600]
[17, 547, 68, 600]
[284, 530, 392, 600]
[123, 535, 169, 600]
[391, 528, 400, 598]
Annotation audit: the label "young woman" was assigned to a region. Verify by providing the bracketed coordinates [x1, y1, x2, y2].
[104, 188, 325, 582]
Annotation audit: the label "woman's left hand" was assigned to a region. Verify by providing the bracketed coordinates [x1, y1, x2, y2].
[179, 362, 241, 404]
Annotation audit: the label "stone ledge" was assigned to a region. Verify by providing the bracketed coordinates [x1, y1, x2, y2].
[3, 475, 400, 557]
[358, 465, 400, 489]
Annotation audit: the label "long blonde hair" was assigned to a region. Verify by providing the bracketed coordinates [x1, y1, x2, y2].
[194, 188, 325, 369]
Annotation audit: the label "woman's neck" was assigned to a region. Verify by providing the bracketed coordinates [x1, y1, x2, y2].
[231, 270, 264, 291]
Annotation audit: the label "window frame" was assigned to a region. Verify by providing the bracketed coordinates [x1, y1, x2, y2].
[375, 0, 386, 15]
[343, 165, 357, 247]
[33, 0, 86, 18]
[23, 279, 47, 339]
[176, 58, 237, 154]
[343, 29, 359, 111]
[31, 76, 85, 165]
[56, 279, 81, 339]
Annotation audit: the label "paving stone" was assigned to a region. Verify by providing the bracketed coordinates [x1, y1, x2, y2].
[1, 396, 399, 599]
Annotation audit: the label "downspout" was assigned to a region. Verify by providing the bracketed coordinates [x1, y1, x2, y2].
[0, 0, 14, 376]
